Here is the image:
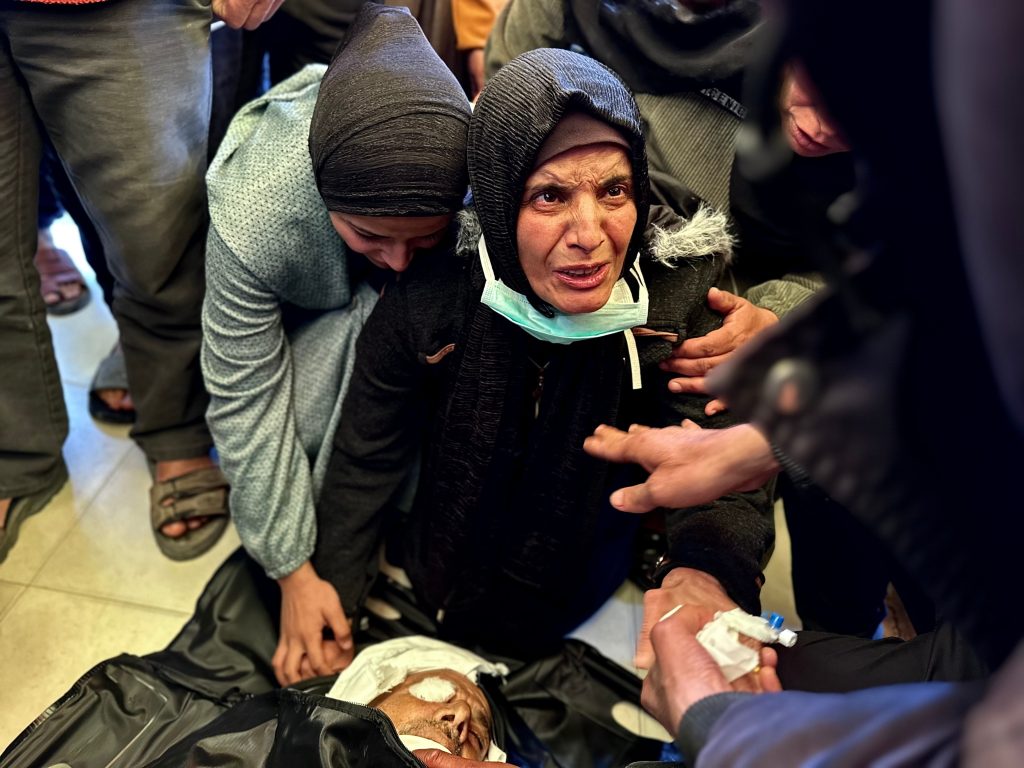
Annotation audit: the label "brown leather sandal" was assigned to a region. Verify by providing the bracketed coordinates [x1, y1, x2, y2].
[34, 246, 91, 316]
[89, 344, 135, 424]
[150, 467, 230, 561]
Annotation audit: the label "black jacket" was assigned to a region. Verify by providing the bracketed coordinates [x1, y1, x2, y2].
[314, 207, 774, 655]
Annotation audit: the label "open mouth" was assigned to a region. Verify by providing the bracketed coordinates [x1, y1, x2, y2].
[554, 263, 609, 289]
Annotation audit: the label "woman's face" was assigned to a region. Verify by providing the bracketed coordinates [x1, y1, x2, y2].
[330, 212, 453, 273]
[516, 144, 637, 315]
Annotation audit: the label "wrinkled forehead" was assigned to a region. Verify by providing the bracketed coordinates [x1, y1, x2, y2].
[526, 142, 633, 186]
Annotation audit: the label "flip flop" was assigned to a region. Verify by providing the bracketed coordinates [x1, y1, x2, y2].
[34, 245, 91, 316]
[0, 470, 68, 563]
[88, 344, 136, 424]
[150, 466, 230, 561]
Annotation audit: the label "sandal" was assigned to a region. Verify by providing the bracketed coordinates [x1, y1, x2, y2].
[150, 466, 230, 561]
[89, 344, 135, 424]
[34, 245, 91, 316]
[0, 472, 68, 563]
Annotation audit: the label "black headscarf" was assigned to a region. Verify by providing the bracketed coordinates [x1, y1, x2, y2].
[308, 3, 471, 216]
[469, 47, 650, 316]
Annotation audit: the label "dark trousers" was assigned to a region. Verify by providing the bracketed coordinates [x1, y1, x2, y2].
[38, 141, 114, 305]
[783, 476, 936, 637]
[777, 621, 989, 692]
[0, 0, 214, 498]
[228, 0, 364, 115]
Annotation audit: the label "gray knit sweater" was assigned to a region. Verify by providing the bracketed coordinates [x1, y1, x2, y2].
[202, 65, 377, 579]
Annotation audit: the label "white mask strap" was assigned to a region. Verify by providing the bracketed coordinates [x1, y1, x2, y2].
[624, 330, 642, 390]
[478, 235, 497, 282]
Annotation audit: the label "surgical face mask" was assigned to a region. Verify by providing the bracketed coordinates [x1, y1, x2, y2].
[478, 236, 649, 346]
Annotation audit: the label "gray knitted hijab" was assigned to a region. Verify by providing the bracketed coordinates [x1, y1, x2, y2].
[308, 3, 471, 216]
[468, 47, 650, 315]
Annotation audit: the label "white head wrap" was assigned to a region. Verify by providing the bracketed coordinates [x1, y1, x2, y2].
[327, 635, 510, 762]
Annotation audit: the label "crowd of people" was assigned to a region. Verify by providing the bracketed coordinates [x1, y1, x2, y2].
[2, 0, 1020, 765]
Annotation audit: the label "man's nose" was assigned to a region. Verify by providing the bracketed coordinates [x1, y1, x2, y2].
[380, 243, 414, 272]
[437, 700, 472, 742]
[566, 196, 605, 253]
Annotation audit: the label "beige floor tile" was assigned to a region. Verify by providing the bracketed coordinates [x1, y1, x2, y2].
[34, 450, 241, 613]
[0, 582, 24, 621]
[62, 381, 135, 505]
[48, 300, 119, 390]
[569, 579, 644, 673]
[0, 484, 84, 586]
[761, 499, 800, 629]
[0, 587, 188, 751]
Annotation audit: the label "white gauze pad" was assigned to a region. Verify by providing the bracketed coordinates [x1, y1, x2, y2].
[408, 676, 457, 703]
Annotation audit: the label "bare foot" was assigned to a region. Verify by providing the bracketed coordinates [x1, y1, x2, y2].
[96, 388, 134, 413]
[156, 456, 216, 538]
[36, 229, 87, 309]
[0, 498, 10, 531]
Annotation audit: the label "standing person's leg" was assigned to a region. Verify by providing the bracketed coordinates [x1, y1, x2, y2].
[35, 142, 91, 315]
[7, 0, 228, 559]
[44, 137, 137, 425]
[37, 146, 62, 234]
[262, 0, 364, 84]
[0, 17, 69, 561]
[44, 139, 114, 305]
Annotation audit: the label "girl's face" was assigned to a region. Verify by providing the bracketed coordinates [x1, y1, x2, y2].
[330, 212, 453, 272]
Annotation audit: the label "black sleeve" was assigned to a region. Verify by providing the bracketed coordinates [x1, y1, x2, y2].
[654, 256, 776, 614]
[313, 281, 425, 614]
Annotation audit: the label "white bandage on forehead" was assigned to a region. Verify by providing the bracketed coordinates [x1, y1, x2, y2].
[408, 675, 457, 703]
[326, 635, 508, 705]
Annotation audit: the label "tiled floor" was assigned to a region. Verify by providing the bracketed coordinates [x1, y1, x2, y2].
[0, 218, 241, 750]
[0, 216, 798, 751]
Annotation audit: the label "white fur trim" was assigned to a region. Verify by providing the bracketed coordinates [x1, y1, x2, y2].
[648, 204, 733, 267]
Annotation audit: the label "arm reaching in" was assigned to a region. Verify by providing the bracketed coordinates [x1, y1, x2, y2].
[273, 561, 354, 686]
[642, 605, 781, 735]
[212, 0, 284, 30]
[662, 288, 779, 414]
[583, 421, 779, 513]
